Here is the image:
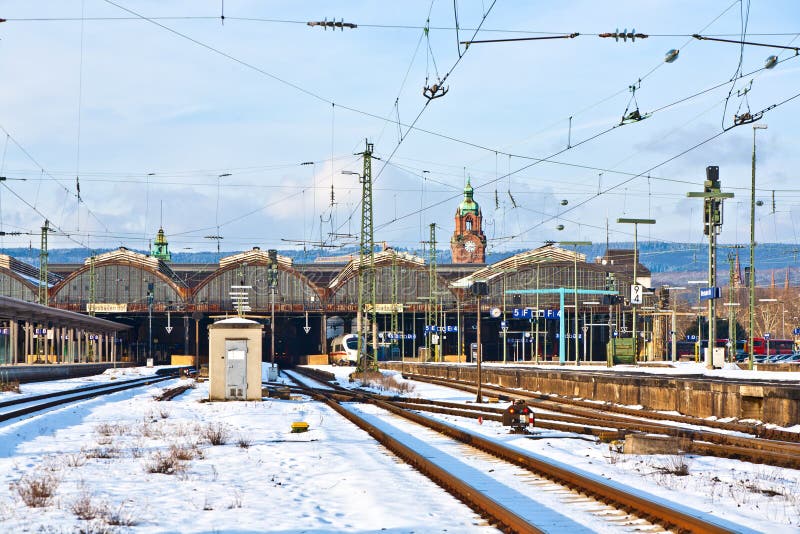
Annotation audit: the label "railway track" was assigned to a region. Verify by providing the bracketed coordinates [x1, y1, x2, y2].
[287, 367, 748, 534]
[0, 372, 179, 423]
[399, 371, 800, 469]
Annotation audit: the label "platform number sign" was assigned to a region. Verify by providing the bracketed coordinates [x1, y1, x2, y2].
[630, 284, 643, 305]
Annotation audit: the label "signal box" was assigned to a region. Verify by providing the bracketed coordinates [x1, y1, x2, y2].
[502, 399, 534, 433]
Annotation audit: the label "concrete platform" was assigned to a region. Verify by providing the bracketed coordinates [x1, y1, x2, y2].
[384, 362, 800, 426]
[0, 362, 135, 383]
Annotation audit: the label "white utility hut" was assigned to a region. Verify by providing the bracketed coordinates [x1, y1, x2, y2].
[208, 317, 263, 401]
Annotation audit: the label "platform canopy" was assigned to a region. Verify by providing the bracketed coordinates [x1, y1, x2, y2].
[0, 296, 130, 334]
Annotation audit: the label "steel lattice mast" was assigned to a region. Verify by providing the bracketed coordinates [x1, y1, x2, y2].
[357, 140, 376, 378]
[38, 220, 50, 306]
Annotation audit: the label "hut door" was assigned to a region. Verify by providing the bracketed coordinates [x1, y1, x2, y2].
[225, 340, 247, 400]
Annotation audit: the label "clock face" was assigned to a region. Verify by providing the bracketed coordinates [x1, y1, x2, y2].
[464, 241, 476, 253]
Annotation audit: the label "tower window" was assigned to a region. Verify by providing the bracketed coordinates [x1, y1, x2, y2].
[466, 219, 473, 231]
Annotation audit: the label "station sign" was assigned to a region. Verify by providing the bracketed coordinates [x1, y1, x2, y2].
[424, 325, 458, 333]
[86, 303, 128, 313]
[512, 308, 533, 319]
[699, 287, 721, 300]
[764, 333, 771, 340]
[543, 309, 560, 320]
[686, 334, 698, 341]
[500, 321, 508, 330]
[794, 328, 800, 336]
[555, 333, 582, 339]
[0, 327, 8, 335]
[630, 284, 643, 304]
[385, 333, 416, 340]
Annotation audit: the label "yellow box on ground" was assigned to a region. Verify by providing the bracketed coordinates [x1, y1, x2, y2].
[291, 421, 309, 433]
[170, 355, 195, 366]
[298, 354, 328, 365]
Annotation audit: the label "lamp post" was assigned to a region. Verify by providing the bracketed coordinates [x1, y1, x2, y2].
[558, 241, 591, 364]
[691, 305, 705, 361]
[665, 286, 686, 361]
[147, 282, 154, 365]
[476, 293, 483, 403]
[471, 281, 488, 403]
[723, 302, 740, 362]
[616, 219, 655, 362]
[750, 124, 768, 369]
[583, 301, 600, 361]
[268, 249, 279, 365]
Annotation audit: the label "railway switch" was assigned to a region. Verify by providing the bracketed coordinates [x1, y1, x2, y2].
[502, 400, 534, 433]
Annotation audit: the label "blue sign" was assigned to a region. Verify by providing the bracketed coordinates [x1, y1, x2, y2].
[793, 328, 800, 336]
[699, 287, 721, 300]
[686, 335, 698, 341]
[0, 327, 8, 335]
[613, 330, 619, 337]
[386, 333, 416, 340]
[544, 309, 560, 320]
[500, 321, 508, 330]
[555, 333, 582, 339]
[424, 325, 458, 333]
[512, 308, 532, 319]
[764, 333, 771, 340]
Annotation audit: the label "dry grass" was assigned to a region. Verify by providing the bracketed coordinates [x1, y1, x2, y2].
[0, 378, 21, 393]
[145, 450, 186, 475]
[11, 472, 59, 507]
[169, 442, 202, 461]
[83, 444, 121, 459]
[236, 435, 252, 449]
[653, 454, 691, 476]
[201, 423, 229, 446]
[104, 502, 137, 526]
[95, 422, 128, 437]
[71, 490, 107, 520]
[366, 373, 416, 394]
[63, 453, 88, 468]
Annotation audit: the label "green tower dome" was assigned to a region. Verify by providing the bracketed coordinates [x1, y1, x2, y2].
[458, 177, 480, 215]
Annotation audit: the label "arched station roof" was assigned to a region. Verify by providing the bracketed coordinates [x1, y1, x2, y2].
[50, 248, 188, 312]
[193, 248, 323, 313]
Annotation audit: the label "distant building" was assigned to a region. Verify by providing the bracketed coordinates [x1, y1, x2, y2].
[450, 178, 486, 264]
[151, 227, 171, 262]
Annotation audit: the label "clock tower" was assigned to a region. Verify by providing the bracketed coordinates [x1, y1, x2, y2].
[450, 178, 486, 264]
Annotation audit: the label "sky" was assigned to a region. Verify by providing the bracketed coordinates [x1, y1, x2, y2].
[1, 363, 799, 531]
[1, 1, 799, 257]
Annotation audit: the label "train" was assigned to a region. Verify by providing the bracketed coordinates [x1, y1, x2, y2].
[328, 334, 360, 366]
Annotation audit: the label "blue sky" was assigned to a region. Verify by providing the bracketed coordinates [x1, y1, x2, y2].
[0, 0, 799, 256]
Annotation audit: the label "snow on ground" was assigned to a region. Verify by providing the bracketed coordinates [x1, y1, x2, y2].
[0, 365, 165, 401]
[0, 370, 495, 533]
[315, 364, 800, 531]
[2, 363, 800, 532]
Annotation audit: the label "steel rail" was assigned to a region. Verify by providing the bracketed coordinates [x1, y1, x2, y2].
[0, 374, 173, 409]
[310, 390, 542, 533]
[403, 371, 800, 441]
[289, 368, 734, 533]
[0, 374, 176, 423]
[400, 373, 800, 468]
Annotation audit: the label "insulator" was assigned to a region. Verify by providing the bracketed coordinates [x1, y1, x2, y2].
[556, 224, 565, 231]
[560, 199, 568, 206]
[765, 55, 778, 69]
[665, 49, 680, 63]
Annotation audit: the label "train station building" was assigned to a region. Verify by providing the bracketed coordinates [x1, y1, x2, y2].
[0, 185, 655, 367]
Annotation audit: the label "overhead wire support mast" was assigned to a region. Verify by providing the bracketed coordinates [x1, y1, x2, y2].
[692, 34, 800, 53]
[460, 33, 579, 45]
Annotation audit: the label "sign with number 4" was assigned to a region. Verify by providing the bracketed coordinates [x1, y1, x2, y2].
[630, 284, 643, 304]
